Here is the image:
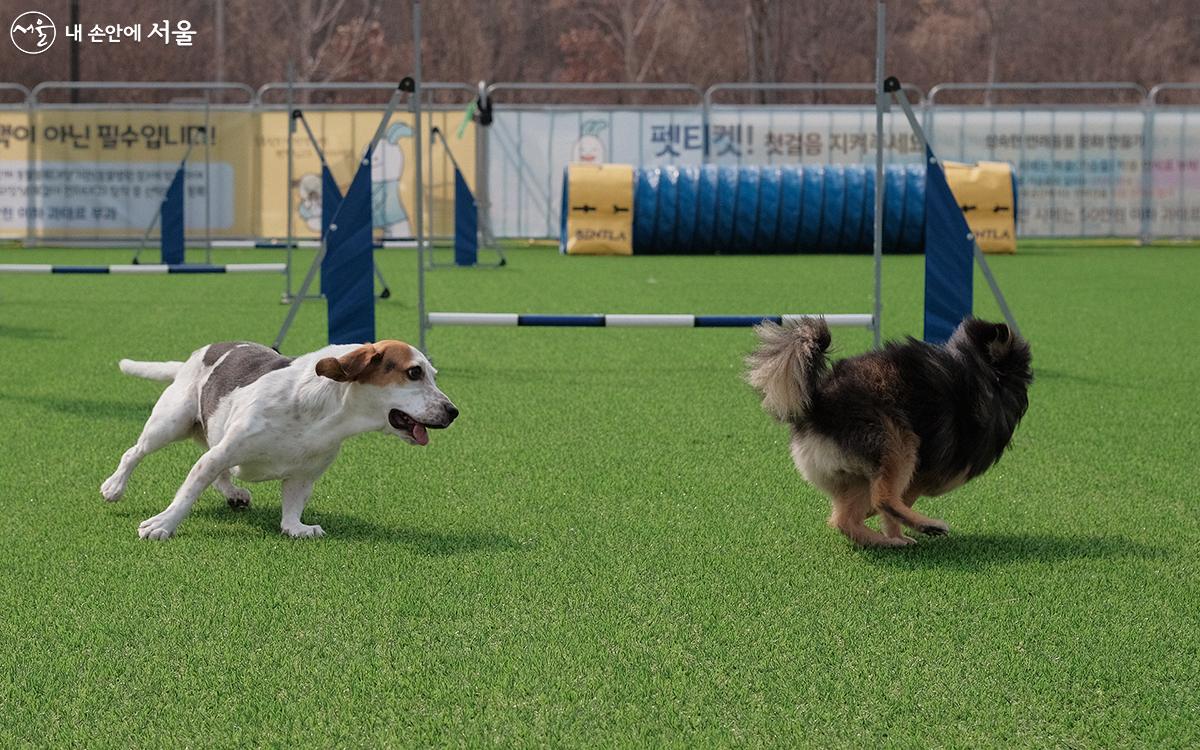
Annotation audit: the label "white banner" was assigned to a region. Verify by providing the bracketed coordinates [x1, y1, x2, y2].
[1147, 112, 1200, 238]
[928, 110, 1146, 237]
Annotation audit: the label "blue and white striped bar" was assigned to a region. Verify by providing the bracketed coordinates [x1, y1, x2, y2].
[0, 263, 286, 274]
[214, 239, 417, 249]
[428, 312, 874, 328]
[212, 240, 321, 249]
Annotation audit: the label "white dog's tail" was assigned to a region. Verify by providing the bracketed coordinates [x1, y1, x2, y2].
[119, 359, 183, 382]
[745, 316, 832, 423]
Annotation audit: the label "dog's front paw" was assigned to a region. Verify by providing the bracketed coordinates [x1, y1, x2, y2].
[100, 474, 126, 502]
[918, 519, 950, 536]
[281, 522, 325, 539]
[224, 487, 252, 509]
[138, 512, 180, 540]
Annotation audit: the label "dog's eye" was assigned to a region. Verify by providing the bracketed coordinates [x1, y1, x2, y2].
[405, 366, 423, 381]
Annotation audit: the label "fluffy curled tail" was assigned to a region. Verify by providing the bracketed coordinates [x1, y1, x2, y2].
[745, 316, 831, 422]
[119, 359, 183, 382]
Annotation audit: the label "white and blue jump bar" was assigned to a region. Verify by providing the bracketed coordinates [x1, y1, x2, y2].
[0, 263, 286, 274]
[428, 312, 873, 328]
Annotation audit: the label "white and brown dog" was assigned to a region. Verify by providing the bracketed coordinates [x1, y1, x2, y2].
[101, 340, 458, 540]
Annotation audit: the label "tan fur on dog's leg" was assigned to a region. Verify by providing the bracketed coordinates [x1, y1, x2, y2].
[883, 487, 921, 541]
[830, 486, 910, 548]
[871, 422, 949, 537]
[882, 514, 913, 543]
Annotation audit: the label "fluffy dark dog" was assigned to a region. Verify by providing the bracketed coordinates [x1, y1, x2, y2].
[746, 317, 1032, 547]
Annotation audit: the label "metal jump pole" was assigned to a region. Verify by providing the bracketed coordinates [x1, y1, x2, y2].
[414, 0, 427, 353]
[285, 62, 295, 301]
[475, 80, 496, 247]
[294, 113, 319, 159]
[204, 92, 213, 265]
[873, 1, 885, 349]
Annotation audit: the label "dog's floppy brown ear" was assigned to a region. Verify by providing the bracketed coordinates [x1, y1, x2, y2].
[315, 343, 383, 382]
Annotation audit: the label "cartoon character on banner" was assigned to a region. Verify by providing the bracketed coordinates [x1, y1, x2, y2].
[296, 173, 323, 233]
[371, 121, 414, 238]
[572, 120, 608, 163]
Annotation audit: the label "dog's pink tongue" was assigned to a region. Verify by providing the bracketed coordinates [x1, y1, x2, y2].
[412, 423, 429, 446]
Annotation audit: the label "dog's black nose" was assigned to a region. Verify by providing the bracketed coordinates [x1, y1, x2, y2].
[444, 404, 459, 424]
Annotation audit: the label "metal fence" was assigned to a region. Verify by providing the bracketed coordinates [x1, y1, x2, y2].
[923, 83, 1150, 239]
[2, 79, 1200, 244]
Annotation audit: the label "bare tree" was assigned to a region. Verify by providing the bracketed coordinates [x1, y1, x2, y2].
[744, 0, 783, 99]
[978, 0, 1000, 104]
[289, 0, 386, 83]
[564, 0, 675, 83]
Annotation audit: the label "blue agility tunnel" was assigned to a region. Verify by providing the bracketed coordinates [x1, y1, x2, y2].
[623, 164, 928, 254]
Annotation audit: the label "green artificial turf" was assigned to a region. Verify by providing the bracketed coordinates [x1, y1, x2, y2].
[0, 241, 1197, 747]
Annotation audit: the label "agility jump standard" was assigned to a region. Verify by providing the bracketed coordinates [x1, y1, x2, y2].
[129, 139, 197, 266]
[273, 78, 414, 350]
[424, 125, 507, 269]
[270, 2, 428, 351]
[288, 108, 392, 300]
[881, 76, 1020, 342]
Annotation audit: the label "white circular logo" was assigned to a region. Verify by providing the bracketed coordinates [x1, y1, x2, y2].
[10, 11, 56, 54]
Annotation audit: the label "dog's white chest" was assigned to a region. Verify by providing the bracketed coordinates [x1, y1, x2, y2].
[232, 445, 340, 483]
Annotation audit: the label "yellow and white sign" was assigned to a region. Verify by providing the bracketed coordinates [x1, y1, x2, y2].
[257, 110, 475, 240]
[0, 109, 475, 240]
[563, 162, 634, 255]
[1, 109, 256, 238]
[944, 160, 1017, 254]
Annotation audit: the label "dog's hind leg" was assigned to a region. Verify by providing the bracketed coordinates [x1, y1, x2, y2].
[871, 423, 949, 537]
[882, 487, 921, 542]
[138, 443, 235, 540]
[184, 434, 249, 508]
[213, 468, 250, 508]
[830, 484, 912, 548]
[280, 476, 322, 538]
[213, 471, 252, 509]
[101, 380, 196, 502]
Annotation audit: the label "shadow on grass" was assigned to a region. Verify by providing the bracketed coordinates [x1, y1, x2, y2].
[0, 392, 149, 422]
[193, 504, 522, 555]
[858, 531, 1161, 570]
[1033, 367, 1120, 387]
[0, 324, 62, 340]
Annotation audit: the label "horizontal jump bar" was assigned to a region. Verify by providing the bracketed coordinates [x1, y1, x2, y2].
[428, 313, 874, 328]
[221, 239, 417, 249]
[0, 263, 286, 274]
[209, 240, 318, 249]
